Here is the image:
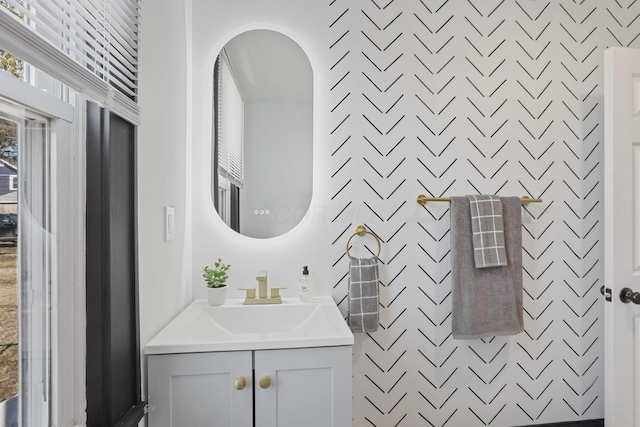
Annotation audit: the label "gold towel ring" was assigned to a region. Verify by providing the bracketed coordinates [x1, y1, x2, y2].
[346, 225, 381, 259]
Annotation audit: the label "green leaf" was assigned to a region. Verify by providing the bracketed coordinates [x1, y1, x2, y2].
[202, 259, 231, 288]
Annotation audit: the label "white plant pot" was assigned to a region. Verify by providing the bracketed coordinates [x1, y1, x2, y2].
[206, 286, 228, 306]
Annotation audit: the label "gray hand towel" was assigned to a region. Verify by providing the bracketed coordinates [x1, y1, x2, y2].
[467, 194, 508, 268]
[450, 196, 524, 339]
[348, 257, 379, 333]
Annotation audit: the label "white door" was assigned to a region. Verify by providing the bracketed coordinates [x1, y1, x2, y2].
[604, 46, 640, 426]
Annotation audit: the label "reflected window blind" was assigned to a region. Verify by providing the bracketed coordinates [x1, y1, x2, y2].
[0, 0, 140, 124]
[216, 53, 244, 189]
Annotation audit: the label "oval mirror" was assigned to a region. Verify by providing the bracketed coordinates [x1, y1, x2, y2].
[212, 29, 313, 239]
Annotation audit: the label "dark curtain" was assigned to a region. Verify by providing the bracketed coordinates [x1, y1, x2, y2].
[85, 102, 144, 427]
[230, 183, 240, 233]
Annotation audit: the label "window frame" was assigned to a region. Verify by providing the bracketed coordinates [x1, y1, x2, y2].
[0, 70, 86, 426]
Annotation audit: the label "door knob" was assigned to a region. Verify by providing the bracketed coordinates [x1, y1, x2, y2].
[259, 375, 271, 389]
[620, 288, 640, 304]
[234, 376, 246, 390]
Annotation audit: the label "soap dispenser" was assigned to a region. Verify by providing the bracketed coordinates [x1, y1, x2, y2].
[299, 266, 313, 302]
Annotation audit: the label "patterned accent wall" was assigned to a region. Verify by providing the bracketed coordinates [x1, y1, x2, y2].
[327, 1, 639, 426]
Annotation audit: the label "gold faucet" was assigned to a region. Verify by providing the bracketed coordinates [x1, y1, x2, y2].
[240, 270, 285, 305]
[257, 270, 268, 298]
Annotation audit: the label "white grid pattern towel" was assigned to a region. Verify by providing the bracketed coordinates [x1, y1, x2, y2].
[467, 195, 508, 268]
[347, 257, 379, 333]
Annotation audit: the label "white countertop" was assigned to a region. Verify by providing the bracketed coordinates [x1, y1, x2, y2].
[144, 296, 354, 355]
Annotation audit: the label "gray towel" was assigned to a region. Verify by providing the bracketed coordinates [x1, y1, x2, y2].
[348, 257, 379, 333]
[450, 196, 523, 339]
[467, 194, 508, 268]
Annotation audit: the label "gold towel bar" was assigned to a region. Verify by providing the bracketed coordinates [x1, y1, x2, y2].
[416, 194, 542, 206]
[346, 225, 381, 259]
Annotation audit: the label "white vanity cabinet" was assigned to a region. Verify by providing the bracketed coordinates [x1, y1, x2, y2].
[147, 345, 352, 427]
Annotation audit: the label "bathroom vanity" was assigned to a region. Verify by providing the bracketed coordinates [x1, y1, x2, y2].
[145, 297, 354, 427]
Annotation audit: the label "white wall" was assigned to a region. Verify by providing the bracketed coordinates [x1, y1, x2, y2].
[241, 101, 312, 238]
[137, 0, 192, 361]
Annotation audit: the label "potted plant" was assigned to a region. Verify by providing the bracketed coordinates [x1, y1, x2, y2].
[203, 258, 230, 306]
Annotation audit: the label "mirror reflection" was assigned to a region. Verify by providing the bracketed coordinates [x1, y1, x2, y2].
[213, 29, 313, 239]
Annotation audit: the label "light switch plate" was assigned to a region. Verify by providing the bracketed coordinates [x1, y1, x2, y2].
[165, 206, 174, 242]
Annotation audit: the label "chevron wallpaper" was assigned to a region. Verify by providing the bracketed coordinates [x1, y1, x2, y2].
[327, 1, 638, 426]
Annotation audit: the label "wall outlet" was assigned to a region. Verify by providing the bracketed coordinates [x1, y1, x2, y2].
[165, 206, 174, 242]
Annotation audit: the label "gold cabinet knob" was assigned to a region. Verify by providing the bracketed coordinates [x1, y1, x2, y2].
[234, 376, 246, 390]
[259, 375, 271, 389]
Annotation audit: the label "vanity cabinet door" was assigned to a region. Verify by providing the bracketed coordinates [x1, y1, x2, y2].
[147, 351, 253, 427]
[254, 346, 352, 427]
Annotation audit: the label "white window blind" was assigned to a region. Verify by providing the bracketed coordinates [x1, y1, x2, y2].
[216, 53, 244, 189]
[0, 0, 140, 124]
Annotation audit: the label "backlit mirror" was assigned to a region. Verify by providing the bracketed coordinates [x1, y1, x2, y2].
[213, 29, 313, 239]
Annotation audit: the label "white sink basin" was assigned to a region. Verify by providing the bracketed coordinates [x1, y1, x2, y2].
[144, 296, 354, 354]
[204, 303, 320, 334]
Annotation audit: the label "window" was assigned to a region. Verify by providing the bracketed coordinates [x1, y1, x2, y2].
[0, 0, 141, 124]
[0, 0, 142, 424]
[13, 99, 52, 427]
[218, 176, 230, 227]
[213, 54, 244, 233]
[0, 70, 85, 427]
[215, 53, 245, 189]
